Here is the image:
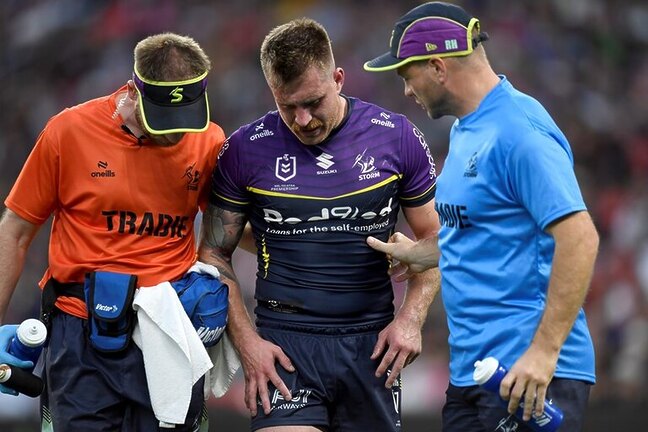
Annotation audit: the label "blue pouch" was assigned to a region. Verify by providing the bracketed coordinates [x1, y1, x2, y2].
[84, 271, 137, 353]
[171, 272, 228, 347]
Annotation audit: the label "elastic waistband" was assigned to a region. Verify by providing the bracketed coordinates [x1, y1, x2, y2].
[256, 318, 391, 335]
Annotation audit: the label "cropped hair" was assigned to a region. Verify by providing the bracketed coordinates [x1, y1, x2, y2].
[134, 33, 211, 81]
[260, 18, 334, 87]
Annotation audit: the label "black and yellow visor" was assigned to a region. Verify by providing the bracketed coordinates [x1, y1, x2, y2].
[132, 68, 210, 135]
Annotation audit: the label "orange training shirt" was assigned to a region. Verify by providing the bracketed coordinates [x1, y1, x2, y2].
[5, 86, 226, 318]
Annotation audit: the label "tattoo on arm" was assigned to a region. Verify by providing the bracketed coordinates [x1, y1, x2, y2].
[200, 204, 247, 282]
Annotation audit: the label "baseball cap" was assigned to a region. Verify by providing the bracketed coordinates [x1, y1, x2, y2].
[132, 67, 210, 135]
[364, 2, 489, 72]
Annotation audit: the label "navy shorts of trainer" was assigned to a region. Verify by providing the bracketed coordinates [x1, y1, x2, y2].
[442, 378, 591, 432]
[251, 319, 402, 432]
[40, 312, 206, 432]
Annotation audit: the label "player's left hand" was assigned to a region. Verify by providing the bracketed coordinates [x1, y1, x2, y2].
[498, 345, 558, 421]
[371, 315, 422, 388]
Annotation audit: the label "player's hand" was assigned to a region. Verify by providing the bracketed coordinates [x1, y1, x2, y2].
[367, 233, 439, 281]
[238, 334, 295, 416]
[498, 346, 558, 421]
[371, 314, 422, 388]
[0, 324, 34, 396]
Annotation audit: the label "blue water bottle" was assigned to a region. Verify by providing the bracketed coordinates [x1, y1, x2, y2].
[9, 319, 47, 370]
[473, 357, 563, 432]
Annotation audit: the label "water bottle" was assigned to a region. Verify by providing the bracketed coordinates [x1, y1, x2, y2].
[9, 318, 47, 370]
[473, 357, 563, 432]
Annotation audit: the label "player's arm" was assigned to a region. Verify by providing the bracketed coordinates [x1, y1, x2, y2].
[500, 210, 598, 420]
[0, 209, 41, 323]
[197, 203, 294, 415]
[372, 199, 441, 387]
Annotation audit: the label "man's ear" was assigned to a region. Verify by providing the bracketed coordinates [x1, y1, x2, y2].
[428, 58, 448, 83]
[333, 67, 345, 92]
[126, 80, 138, 100]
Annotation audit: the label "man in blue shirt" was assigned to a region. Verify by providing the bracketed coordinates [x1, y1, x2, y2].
[199, 18, 440, 431]
[364, 2, 599, 432]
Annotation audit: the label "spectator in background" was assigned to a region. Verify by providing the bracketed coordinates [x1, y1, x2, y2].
[0, 33, 225, 430]
[364, 2, 599, 431]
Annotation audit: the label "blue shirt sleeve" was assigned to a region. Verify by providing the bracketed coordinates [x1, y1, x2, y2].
[505, 130, 586, 230]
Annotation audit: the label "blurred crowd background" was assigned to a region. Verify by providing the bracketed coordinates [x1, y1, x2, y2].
[1, 0, 646, 430]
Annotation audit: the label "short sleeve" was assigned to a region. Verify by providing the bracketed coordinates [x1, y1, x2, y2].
[399, 119, 437, 207]
[506, 131, 586, 229]
[4, 125, 60, 224]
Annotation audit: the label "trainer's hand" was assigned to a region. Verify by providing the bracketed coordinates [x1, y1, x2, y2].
[499, 345, 558, 421]
[371, 314, 422, 389]
[238, 334, 295, 416]
[367, 233, 440, 281]
[0, 325, 34, 396]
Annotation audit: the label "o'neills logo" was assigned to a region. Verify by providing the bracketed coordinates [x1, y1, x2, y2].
[91, 160, 116, 178]
[371, 118, 395, 128]
[250, 129, 274, 141]
[91, 170, 116, 178]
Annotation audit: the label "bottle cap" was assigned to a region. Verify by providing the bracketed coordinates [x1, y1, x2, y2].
[473, 356, 499, 385]
[16, 319, 47, 348]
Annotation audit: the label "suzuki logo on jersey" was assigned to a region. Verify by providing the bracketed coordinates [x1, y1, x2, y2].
[353, 149, 380, 181]
[264, 198, 393, 225]
[315, 152, 337, 175]
[315, 152, 334, 170]
[102, 210, 190, 238]
[275, 154, 297, 181]
[91, 160, 116, 178]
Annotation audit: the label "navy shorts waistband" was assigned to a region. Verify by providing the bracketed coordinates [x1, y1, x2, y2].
[256, 318, 391, 335]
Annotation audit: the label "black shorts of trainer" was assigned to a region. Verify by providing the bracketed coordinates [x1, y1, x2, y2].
[251, 319, 401, 432]
[442, 378, 591, 432]
[39, 312, 206, 432]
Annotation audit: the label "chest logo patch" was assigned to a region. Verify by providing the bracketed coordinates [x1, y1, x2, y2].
[464, 152, 478, 178]
[275, 154, 297, 181]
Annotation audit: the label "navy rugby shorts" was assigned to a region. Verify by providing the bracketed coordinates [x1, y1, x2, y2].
[40, 312, 205, 431]
[442, 378, 591, 431]
[252, 319, 402, 432]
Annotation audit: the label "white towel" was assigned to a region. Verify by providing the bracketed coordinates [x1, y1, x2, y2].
[133, 261, 242, 426]
[186, 262, 242, 398]
[132, 282, 213, 426]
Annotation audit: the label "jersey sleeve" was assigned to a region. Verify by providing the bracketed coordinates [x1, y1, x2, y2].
[398, 119, 437, 207]
[197, 125, 227, 212]
[4, 122, 60, 224]
[209, 131, 249, 213]
[506, 131, 586, 229]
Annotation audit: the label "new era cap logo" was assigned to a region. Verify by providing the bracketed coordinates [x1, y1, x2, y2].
[425, 42, 437, 52]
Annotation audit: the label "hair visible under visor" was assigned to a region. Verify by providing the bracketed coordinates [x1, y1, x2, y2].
[133, 33, 211, 135]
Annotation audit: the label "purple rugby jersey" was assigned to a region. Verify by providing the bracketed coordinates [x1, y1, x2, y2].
[211, 97, 436, 325]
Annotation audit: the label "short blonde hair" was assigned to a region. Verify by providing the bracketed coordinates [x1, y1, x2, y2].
[260, 18, 334, 88]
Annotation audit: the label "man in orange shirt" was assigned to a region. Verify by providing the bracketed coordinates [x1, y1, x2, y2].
[0, 33, 226, 431]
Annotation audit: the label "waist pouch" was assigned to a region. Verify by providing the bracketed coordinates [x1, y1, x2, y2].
[84, 271, 137, 353]
[170, 272, 228, 347]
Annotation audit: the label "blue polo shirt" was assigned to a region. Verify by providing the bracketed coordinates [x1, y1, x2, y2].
[436, 77, 595, 386]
